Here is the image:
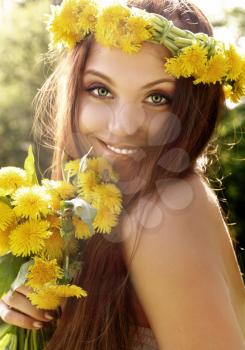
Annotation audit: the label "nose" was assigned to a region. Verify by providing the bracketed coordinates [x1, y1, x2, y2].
[108, 102, 146, 136]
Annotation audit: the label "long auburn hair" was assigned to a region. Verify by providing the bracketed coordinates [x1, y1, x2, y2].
[32, 0, 226, 349]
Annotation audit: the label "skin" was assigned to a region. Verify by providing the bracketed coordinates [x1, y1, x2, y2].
[0, 40, 177, 330]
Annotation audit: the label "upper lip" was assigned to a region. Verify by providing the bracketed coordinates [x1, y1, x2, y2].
[98, 138, 140, 150]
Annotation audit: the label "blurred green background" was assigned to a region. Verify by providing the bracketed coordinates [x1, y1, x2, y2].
[0, 0, 244, 280]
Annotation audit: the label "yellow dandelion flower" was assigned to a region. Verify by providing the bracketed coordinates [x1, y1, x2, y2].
[52, 29, 80, 49]
[229, 72, 245, 103]
[95, 4, 152, 54]
[194, 53, 228, 84]
[0, 167, 29, 196]
[226, 44, 244, 81]
[27, 283, 87, 309]
[9, 220, 51, 257]
[51, 284, 87, 298]
[12, 186, 52, 220]
[95, 4, 131, 48]
[119, 37, 140, 54]
[0, 221, 16, 256]
[0, 228, 11, 256]
[90, 183, 122, 215]
[93, 206, 118, 234]
[42, 229, 64, 260]
[164, 56, 185, 79]
[49, 194, 61, 211]
[72, 216, 91, 239]
[127, 16, 152, 42]
[48, 1, 81, 49]
[42, 179, 76, 200]
[26, 257, 63, 289]
[0, 202, 15, 231]
[223, 84, 233, 100]
[177, 43, 208, 77]
[27, 288, 62, 310]
[55, 181, 76, 199]
[76, 0, 98, 34]
[64, 159, 80, 177]
[166, 45, 209, 81]
[118, 16, 152, 54]
[77, 170, 98, 201]
[86, 157, 119, 182]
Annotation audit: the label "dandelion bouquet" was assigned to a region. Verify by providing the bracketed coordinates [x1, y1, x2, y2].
[0, 145, 122, 349]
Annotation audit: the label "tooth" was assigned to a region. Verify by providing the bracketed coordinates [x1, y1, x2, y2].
[106, 144, 138, 154]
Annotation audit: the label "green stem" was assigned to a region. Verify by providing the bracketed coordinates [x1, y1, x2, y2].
[150, 14, 166, 28]
[64, 254, 70, 280]
[167, 31, 179, 41]
[9, 335, 14, 350]
[151, 22, 164, 33]
[10, 334, 17, 350]
[174, 37, 194, 45]
[31, 330, 38, 350]
[176, 42, 191, 48]
[171, 25, 192, 38]
[18, 328, 25, 350]
[161, 38, 179, 53]
[24, 330, 30, 350]
[40, 328, 46, 349]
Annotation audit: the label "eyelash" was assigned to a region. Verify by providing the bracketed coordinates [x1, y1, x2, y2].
[85, 84, 172, 106]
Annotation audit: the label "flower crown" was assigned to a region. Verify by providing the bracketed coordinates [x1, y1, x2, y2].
[46, 0, 245, 103]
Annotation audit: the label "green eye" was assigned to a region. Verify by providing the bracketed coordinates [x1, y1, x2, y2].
[87, 86, 111, 98]
[150, 94, 166, 104]
[97, 87, 109, 96]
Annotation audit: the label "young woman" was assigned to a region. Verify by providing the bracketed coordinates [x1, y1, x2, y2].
[0, 0, 244, 349]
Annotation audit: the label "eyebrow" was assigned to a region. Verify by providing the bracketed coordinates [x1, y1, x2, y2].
[84, 69, 175, 89]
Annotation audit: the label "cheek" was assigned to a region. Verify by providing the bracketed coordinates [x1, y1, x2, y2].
[146, 110, 181, 147]
[78, 98, 111, 134]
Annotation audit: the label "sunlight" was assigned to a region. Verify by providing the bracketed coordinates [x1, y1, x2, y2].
[192, 0, 245, 19]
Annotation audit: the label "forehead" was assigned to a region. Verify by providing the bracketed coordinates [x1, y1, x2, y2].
[84, 40, 174, 79]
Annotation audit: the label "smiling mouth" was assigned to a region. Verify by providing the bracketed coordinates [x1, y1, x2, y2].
[97, 139, 141, 155]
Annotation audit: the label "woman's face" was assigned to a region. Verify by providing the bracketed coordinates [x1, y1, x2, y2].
[78, 40, 176, 180]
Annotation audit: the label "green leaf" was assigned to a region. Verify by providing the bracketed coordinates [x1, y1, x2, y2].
[0, 254, 24, 298]
[64, 198, 97, 236]
[0, 324, 15, 338]
[11, 260, 33, 292]
[0, 333, 12, 348]
[79, 146, 94, 173]
[24, 145, 38, 185]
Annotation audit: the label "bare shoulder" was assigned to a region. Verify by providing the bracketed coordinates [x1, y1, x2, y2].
[122, 172, 225, 263]
[121, 172, 245, 349]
